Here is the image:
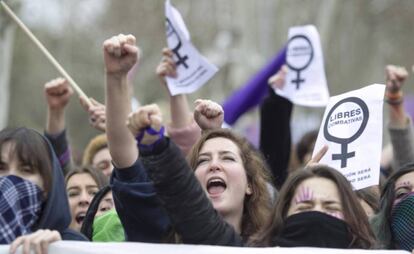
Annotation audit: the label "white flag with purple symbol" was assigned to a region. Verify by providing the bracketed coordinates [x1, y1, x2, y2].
[165, 0, 218, 95]
[312, 84, 385, 190]
[275, 25, 329, 107]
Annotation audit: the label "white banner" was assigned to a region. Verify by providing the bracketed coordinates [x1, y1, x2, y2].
[276, 25, 329, 107]
[164, 0, 218, 95]
[0, 241, 409, 254]
[312, 84, 385, 190]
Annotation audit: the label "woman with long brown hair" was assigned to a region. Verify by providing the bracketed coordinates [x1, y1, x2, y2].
[253, 164, 376, 248]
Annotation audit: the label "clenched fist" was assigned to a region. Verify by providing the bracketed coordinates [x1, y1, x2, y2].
[126, 104, 164, 145]
[194, 99, 224, 130]
[44, 78, 73, 111]
[103, 34, 140, 77]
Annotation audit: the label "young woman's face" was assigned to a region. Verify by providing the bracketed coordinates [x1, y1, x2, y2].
[394, 171, 414, 205]
[194, 137, 251, 217]
[92, 147, 113, 177]
[287, 177, 343, 219]
[95, 191, 114, 218]
[67, 173, 99, 231]
[0, 142, 44, 190]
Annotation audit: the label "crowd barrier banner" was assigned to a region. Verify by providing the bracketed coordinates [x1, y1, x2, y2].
[0, 241, 410, 254]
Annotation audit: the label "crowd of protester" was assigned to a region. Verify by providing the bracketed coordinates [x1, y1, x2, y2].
[0, 31, 414, 254]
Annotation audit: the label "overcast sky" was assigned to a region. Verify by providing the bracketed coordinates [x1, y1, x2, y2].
[20, 0, 108, 35]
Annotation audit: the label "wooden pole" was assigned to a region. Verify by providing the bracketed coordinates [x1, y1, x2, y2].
[0, 1, 92, 107]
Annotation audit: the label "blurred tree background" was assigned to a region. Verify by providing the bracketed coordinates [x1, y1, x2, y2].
[1, 0, 414, 161]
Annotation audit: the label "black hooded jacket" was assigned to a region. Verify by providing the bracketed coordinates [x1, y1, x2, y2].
[34, 132, 86, 240]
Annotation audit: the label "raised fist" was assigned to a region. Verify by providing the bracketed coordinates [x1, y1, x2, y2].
[385, 65, 408, 93]
[194, 99, 224, 130]
[44, 77, 73, 111]
[126, 104, 164, 145]
[103, 34, 140, 77]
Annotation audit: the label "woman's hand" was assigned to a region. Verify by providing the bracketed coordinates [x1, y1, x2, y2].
[9, 230, 61, 254]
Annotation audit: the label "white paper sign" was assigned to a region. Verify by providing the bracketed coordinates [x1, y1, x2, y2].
[0, 241, 409, 254]
[165, 0, 218, 95]
[312, 84, 385, 190]
[276, 25, 329, 107]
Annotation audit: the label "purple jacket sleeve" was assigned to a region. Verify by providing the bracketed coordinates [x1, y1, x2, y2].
[222, 46, 287, 125]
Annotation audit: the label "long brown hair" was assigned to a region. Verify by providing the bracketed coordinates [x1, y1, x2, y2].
[188, 129, 273, 240]
[253, 164, 376, 248]
[371, 164, 414, 249]
[0, 127, 53, 193]
[65, 166, 108, 189]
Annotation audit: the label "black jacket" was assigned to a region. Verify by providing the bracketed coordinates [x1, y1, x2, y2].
[140, 138, 243, 246]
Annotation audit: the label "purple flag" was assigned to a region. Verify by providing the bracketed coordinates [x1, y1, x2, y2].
[222, 46, 287, 125]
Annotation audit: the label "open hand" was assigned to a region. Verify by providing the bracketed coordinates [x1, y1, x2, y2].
[156, 48, 177, 87]
[268, 65, 288, 90]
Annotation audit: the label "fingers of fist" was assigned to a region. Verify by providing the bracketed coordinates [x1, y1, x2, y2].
[385, 65, 408, 82]
[103, 34, 138, 58]
[44, 78, 73, 97]
[126, 104, 163, 136]
[194, 99, 223, 118]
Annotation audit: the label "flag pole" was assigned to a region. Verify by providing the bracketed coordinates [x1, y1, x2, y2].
[0, 1, 92, 107]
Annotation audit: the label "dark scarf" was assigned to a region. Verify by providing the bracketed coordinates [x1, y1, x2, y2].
[391, 192, 414, 251]
[273, 211, 353, 248]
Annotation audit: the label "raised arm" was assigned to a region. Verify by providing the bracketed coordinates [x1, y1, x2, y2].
[385, 65, 414, 168]
[103, 34, 139, 168]
[260, 65, 292, 189]
[43, 78, 74, 174]
[156, 48, 200, 155]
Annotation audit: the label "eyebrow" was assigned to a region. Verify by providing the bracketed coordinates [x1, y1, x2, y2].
[67, 185, 98, 191]
[322, 200, 341, 205]
[67, 186, 80, 191]
[199, 151, 237, 157]
[395, 181, 412, 188]
[295, 199, 313, 205]
[103, 198, 113, 204]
